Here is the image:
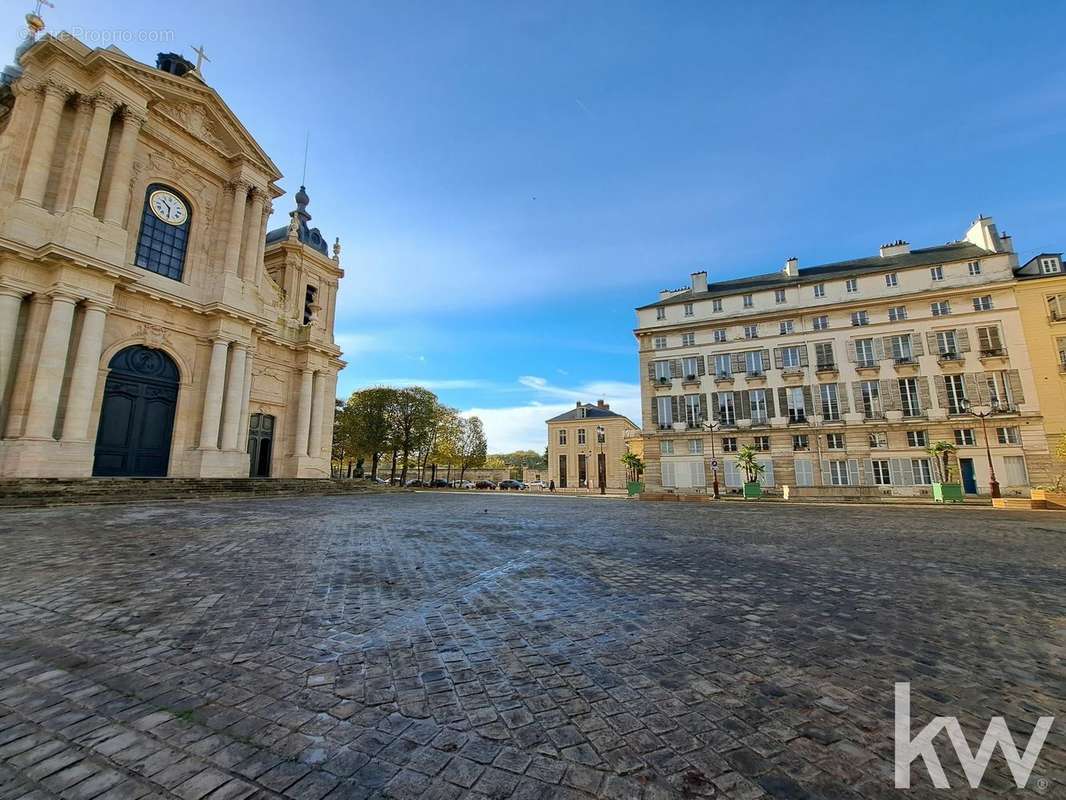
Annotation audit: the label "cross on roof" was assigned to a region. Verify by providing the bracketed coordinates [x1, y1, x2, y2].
[191, 43, 210, 71]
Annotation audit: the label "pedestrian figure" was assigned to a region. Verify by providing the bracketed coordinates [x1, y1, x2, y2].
[549, 480, 555, 493]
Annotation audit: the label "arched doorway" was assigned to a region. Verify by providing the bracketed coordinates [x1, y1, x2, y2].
[92, 346, 179, 477]
[247, 413, 274, 477]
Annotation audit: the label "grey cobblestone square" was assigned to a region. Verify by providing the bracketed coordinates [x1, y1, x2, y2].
[0, 493, 1063, 799]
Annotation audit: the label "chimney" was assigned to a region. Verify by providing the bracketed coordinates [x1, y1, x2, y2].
[576, 401, 582, 408]
[691, 271, 708, 293]
[879, 240, 910, 257]
[783, 257, 798, 278]
[964, 215, 1004, 252]
[596, 399, 608, 409]
[999, 231, 1013, 252]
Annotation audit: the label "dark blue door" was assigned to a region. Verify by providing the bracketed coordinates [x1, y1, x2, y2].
[960, 458, 978, 494]
[92, 346, 179, 477]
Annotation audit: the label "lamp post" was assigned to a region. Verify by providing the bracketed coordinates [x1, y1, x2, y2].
[596, 425, 606, 495]
[701, 418, 720, 499]
[961, 399, 1001, 499]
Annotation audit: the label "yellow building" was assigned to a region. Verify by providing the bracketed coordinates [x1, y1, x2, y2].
[0, 17, 344, 478]
[1013, 252, 1066, 465]
[546, 401, 640, 493]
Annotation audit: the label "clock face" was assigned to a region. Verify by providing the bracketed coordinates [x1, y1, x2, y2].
[148, 189, 189, 226]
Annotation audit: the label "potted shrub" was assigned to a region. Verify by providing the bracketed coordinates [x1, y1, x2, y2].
[657, 376, 670, 386]
[736, 444, 765, 499]
[621, 451, 645, 496]
[927, 440, 963, 503]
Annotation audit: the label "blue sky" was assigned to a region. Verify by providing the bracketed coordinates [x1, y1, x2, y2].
[18, 1, 1066, 450]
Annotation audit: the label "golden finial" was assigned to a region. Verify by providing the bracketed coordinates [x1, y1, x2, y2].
[27, 0, 53, 34]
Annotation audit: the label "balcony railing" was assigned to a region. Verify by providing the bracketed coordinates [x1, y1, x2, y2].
[937, 352, 963, 362]
[787, 412, 807, 424]
[979, 348, 1007, 358]
[815, 362, 837, 371]
[894, 356, 915, 365]
[856, 360, 878, 369]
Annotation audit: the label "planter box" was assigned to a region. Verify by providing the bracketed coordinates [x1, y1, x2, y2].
[932, 483, 964, 503]
[1030, 489, 1066, 509]
[627, 481, 644, 497]
[743, 482, 763, 499]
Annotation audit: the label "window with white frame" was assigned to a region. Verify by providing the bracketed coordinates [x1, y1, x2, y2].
[779, 320, 794, 335]
[912, 458, 933, 484]
[812, 315, 829, 331]
[684, 394, 702, 425]
[885, 273, 898, 288]
[1003, 456, 1028, 486]
[656, 307, 666, 320]
[713, 328, 728, 343]
[660, 440, 673, 455]
[654, 336, 667, 349]
[869, 432, 888, 449]
[744, 350, 764, 375]
[899, 378, 921, 416]
[813, 283, 825, 298]
[820, 383, 841, 420]
[1040, 257, 1060, 274]
[717, 392, 736, 425]
[779, 346, 801, 368]
[855, 338, 876, 367]
[997, 426, 1021, 445]
[936, 330, 958, 356]
[815, 342, 835, 368]
[985, 371, 1014, 409]
[596, 427, 605, 443]
[559, 429, 567, 445]
[577, 428, 586, 444]
[656, 396, 673, 427]
[907, 430, 928, 448]
[792, 434, 809, 451]
[932, 301, 951, 317]
[972, 295, 993, 312]
[654, 360, 671, 380]
[968, 261, 981, 276]
[712, 298, 723, 312]
[749, 389, 768, 424]
[977, 325, 1003, 354]
[684, 303, 694, 317]
[889, 334, 913, 362]
[721, 436, 737, 452]
[829, 460, 851, 485]
[682, 356, 700, 378]
[851, 310, 870, 326]
[774, 289, 786, 304]
[744, 324, 759, 339]
[714, 354, 732, 378]
[688, 439, 703, 455]
[786, 387, 806, 422]
[888, 305, 907, 322]
[871, 460, 892, 485]
[945, 374, 968, 414]
[753, 435, 770, 451]
[681, 332, 695, 347]
[954, 428, 976, 446]
[795, 458, 814, 486]
[846, 278, 858, 293]
[930, 265, 944, 281]
[826, 432, 845, 450]
[860, 380, 882, 418]
[743, 294, 753, 308]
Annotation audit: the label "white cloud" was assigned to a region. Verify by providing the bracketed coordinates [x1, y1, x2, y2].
[347, 377, 498, 391]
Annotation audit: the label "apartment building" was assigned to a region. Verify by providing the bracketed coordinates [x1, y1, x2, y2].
[547, 401, 640, 493]
[634, 216, 1051, 497]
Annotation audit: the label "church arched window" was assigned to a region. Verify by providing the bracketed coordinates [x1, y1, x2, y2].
[134, 183, 192, 281]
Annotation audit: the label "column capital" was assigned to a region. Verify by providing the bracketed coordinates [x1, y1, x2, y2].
[91, 91, 121, 113]
[41, 78, 75, 100]
[0, 286, 28, 301]
[262, 201, 274, 219]
[47, 290, 82, 305]
[82, 299, 112, 313]
[231, 340, 249, 353]
[120, 105, 148, 127]
[74, 93, 95, 111]
[228, 179, 253, 195]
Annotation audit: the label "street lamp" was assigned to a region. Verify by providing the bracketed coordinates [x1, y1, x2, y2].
[596, 425, 606, 495]
[701, 417, 721, 499]
[960, 399, 1001, 499]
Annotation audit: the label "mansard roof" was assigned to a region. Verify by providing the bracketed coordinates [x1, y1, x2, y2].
[547, 403, 635, 426]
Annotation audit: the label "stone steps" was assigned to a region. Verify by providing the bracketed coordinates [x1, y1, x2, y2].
[0, 477, 390, 508]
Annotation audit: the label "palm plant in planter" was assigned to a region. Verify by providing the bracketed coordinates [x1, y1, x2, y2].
[621, 451, 645, 496]
[927, 440, 963, 503]
[735, 444, 765, 499]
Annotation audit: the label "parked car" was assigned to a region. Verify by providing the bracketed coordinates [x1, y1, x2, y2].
[526, 480, 547, 490]
[405, 479, 426, 487]
[429, 479, 450, 488]
[368, 476, 388, 485]
[451, 480, 476, 489]
[498, 480, 527, 491]
[474, 480, 497, 490]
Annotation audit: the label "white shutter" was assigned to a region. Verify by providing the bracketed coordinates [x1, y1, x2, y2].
[757, 457, 774, 487]
[795, 458, 813, 487]
[889, 458, 909, 486]
[1002, 456, 1028, 487]
[661, 461, 676, 488]
[692, 460, 706, 487]
[848, 458, 861, 486]
[820, 459, 832, 487]
[724, 460, 742, 488]
[864, 459, 875, 486]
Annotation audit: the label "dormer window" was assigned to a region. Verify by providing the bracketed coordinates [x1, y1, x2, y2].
[656, 307, 667, 320]
[1041, 257, 1061, 274]
[845, 278, 858, 293]
[743, 294, 753, 308]
[774, 289, 786, 304]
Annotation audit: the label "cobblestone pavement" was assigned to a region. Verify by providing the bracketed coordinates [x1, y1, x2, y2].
[0, 494, 1064, 800]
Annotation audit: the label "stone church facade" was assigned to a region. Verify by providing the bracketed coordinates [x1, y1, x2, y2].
[0, 30, 344, 478]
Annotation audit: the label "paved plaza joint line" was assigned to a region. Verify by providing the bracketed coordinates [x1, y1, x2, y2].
[0, 494, 1063, 799]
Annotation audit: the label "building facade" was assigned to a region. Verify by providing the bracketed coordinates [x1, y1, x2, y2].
[635, 217, 1052, 497]
[0, 26, 344, 479]
[547, 401, 640, 492]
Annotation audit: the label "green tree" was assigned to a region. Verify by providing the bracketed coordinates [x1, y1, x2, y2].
[390, 387, 439, 484]
[735, 444, 765, 485]
[621, 451, 644, 482]
[457, 416, 488, 482]
[347, 387, 399, 479]
[429, 406, 463, 483]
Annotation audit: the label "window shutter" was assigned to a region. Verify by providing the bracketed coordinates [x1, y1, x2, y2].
[852, 382, 864, 414]
[911, 333, 924, 356]
[964, 373, 979, 402]
[1007, 370, 1025, 404]
[934, 375, 948, 409]
[724, 460, 741, 488]
[692, 461, 706, 487]
[926, 331, 939, 355]
[697, 357, 706, 377]
[849, 458, 862, 486]
[651, 399, 659, 425]
[671, 396, 681, 423]
[802, 385, 814, 412]
[709, 392, 719, 422]
[881, 379, 901, 411]
[797, 344, 808, 367]
[864, 459, 875, 486]
[738, 391, 752, 420]
[699, 393, 708, 422]
[773, 348, 783, 369]
[820, 459, 832, 487]
[731, 353, 744, 373]
[765, 388, 776, 418]
[917, 377, 931, 413]
[761, 350, 771, 371]
[758, 457, 774, 487]
[846, 339, 857, 362]
[647, 361, 656, 380]
[889, 458, 905, 486]
[975, 372, 991, 405]
[873, 338, 886, 360]
[881, 336, 894, 358]
[670, 359, 682, 378]
[957, 329, 971, 353]
[838, 383, 850, 413]
[661, 461, 676, 488]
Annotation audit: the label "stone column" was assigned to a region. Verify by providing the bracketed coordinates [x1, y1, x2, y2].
[293, 367, 313, 456]
[253, 202, 272, 285]
[240, 188, 265, 280]
[24, 293, 78, 439]
[59, 302, 109, 442]
[198, 338, 230, 450]
[220, 342, 248, 451]
[238, 345, 255, 443]
[20, 82, 71, 206]
[70, 92, 119, 215]
[307, 370, 324, 459]
[223, 181, 250, 274]
[54, 95, 94, 211]
[102, 107, 147, 225]
[0, 288, 26, 404]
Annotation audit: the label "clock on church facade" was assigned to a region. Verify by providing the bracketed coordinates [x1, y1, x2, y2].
[0, 35, 345, 479]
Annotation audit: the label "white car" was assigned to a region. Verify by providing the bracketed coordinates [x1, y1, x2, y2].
[526, 480, 548, 490]
[451, 480, 476, 489]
